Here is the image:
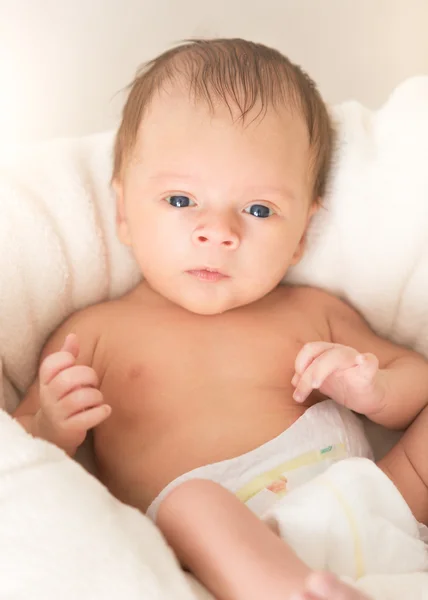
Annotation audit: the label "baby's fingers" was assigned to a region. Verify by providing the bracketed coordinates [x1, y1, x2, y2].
[355, 353, 379, 380]
[66, 404, 111, 432]
[294, 342, 334, 376]
[57, 388, 105, 419]
[293, 347, 357, 403]
[40, 351, 77, 386]
[60, 334, 79, 359]
[45, 365, 99, 402]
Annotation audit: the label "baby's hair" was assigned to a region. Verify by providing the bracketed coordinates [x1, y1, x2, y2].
[113, 38, 334, 200]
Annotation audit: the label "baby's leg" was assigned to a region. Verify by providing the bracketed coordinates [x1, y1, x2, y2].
[292, 572, 371, 600]
[377, 403, 428, 525]
[157, 478, 311, 600]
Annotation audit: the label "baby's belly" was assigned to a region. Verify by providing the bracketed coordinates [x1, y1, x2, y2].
[94, 386, 319, 513]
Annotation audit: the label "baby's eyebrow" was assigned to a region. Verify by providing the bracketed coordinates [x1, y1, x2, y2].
[147, 172, 196, 182]
[246, 186, 297, 202]
[146, 173, 297, 202]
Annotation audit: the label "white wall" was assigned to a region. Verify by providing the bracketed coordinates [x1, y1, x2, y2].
[1, 0, 427, 142]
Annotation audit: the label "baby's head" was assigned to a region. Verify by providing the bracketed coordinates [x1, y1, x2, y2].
[113, 39, 334, 315]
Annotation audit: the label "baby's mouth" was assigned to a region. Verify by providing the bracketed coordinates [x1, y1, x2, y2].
[186, 267, 229, 282]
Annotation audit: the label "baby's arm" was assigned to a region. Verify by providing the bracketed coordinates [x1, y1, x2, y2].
[294, 290, 428, 429]
[13, 309, 110, 456]
[325, 295, 428, 429]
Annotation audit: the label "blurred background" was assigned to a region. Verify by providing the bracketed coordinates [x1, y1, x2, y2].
[1, 0, 427, 143]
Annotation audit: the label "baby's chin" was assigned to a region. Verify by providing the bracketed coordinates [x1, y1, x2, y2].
[147, 277, 272, 315]
[163, 287, 247, 316]
[176, 295, 240, 316]
[173, 287, 271, 316]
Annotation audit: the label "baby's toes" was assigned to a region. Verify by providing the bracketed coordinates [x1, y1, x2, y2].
[305, 572, 370, 599]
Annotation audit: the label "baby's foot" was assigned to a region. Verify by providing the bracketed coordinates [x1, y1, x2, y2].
[291, 572, 371, 600]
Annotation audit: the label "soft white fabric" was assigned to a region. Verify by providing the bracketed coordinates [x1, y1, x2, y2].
[1, 76, 428, 599]
[263, 458, 428, 597]
[0, 133, 140, 410]
[287, 76, 428, 358]
[0, 409, 196, 600]
[147, 400, 372, 522]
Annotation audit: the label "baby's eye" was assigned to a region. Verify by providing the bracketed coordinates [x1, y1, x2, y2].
[244, 204, 274, 218]
[166, 195, 196, 208]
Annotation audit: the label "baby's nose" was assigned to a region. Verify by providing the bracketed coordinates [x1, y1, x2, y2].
[192, 223, 240, 249]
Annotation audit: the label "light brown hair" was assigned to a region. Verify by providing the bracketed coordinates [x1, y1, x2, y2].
[113, 38, 334, 200]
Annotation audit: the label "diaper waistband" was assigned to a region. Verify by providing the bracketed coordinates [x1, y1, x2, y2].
[146, 400, 373, 522]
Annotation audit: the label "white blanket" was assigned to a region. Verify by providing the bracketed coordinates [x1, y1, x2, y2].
[0, 405, 427, 599]
[0, 409, 197, 600]
[1, 76, 428, 598]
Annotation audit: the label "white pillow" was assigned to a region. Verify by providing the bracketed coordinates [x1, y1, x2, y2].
[288, 76, 428, 359]
[0, 132, 140, 409]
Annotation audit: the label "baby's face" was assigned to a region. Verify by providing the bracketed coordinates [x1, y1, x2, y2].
[115, 88, 315, 315]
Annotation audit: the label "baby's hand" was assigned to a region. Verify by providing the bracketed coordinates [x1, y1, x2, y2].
[35, 334, 111, 455]
[292, 342, 386, 416]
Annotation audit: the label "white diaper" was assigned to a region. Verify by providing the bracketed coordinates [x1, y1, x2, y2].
[146, 400, 373, 522]
[262, 458, 428, 579]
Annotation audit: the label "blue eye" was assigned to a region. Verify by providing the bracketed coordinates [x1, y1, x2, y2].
[166, 195, 195, 208]
[244, 204, 274, 218]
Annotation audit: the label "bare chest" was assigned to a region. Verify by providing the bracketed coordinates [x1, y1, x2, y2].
[92, 291, 326, 509]
[98, 304, 320, 421]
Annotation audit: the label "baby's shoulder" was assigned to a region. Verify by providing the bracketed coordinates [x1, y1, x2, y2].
[278, 284, 341, 312]
[275, 285, 352, 339]
[40, 297, 125, 364]
[285, 285, 367, 335]
[65, 297, 120, 330]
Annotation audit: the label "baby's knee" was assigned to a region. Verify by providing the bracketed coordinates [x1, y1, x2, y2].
[157, 479, 227, 527]
[163, 478, 225, 508]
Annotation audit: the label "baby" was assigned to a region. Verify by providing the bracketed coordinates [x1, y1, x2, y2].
[14, 39, 428, 600]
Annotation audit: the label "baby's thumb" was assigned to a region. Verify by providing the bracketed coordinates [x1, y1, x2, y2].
[61, 334, 79, 359]
[356, 352, 378, 378]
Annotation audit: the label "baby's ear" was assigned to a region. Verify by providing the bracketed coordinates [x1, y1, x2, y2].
[291, 200, 319, 265]
[112, 179, 131, 246]
[0, 359, 4, 410]
[308, 198, 320, 220]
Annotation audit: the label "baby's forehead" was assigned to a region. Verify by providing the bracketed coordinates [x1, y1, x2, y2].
[128, 106, 311, 203]
[141, 82, 307, 140]
[125, 77, 311, 186]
